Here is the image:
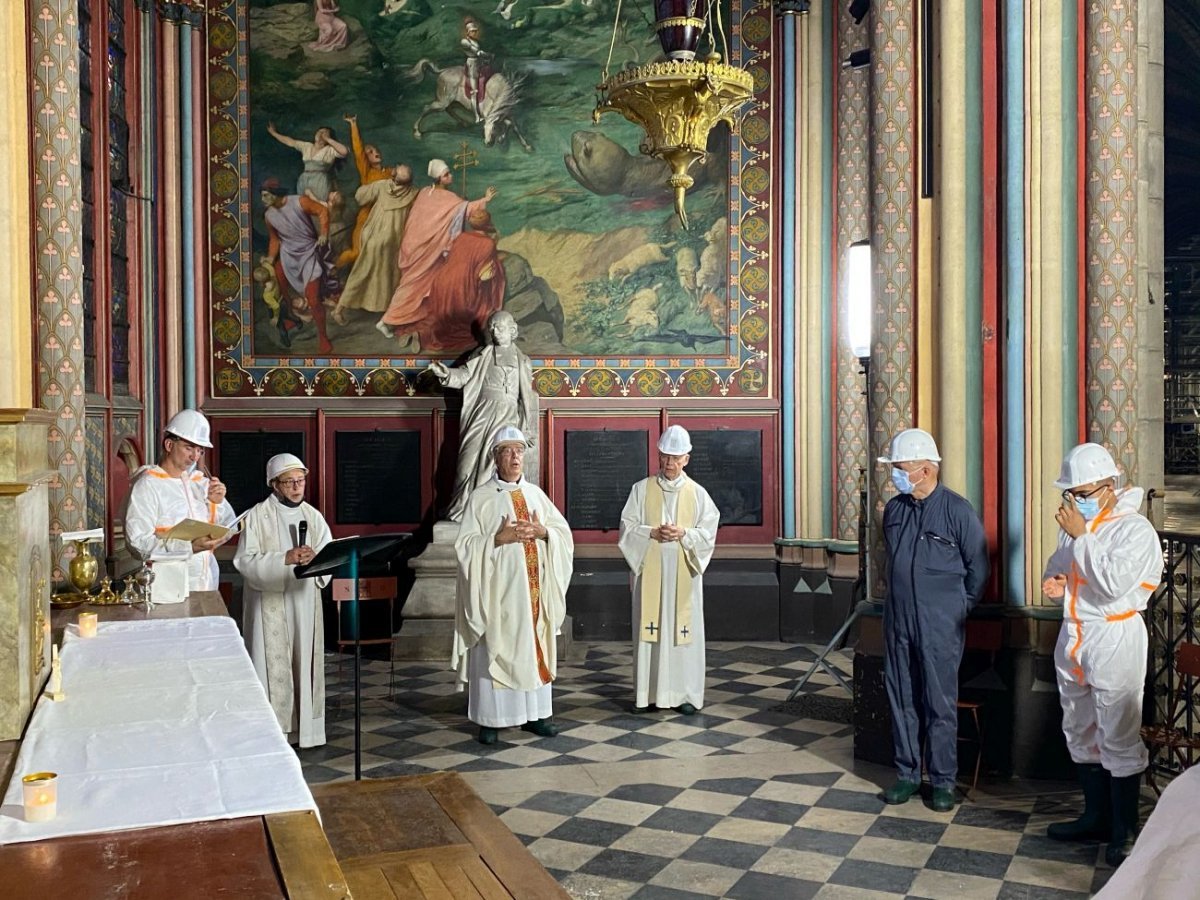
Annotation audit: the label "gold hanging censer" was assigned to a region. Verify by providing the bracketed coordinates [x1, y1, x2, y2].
[593, 0, 753, 229]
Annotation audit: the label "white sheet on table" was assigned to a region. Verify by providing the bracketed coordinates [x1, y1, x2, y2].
[0, 617, 316, 844]
[1094, 765, 1200, 899]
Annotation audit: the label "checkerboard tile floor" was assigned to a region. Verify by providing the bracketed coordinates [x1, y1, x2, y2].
[300, 643, 1123, 898]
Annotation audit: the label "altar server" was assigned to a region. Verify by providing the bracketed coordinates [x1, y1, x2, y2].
[125, 409, 236, 591]
[234, 453, 332, 748]
[452, 425, 574, 745]
[618, 425, 720, 715]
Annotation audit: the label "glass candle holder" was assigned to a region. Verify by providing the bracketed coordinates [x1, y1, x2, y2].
[77, 611, 98, 639]
[22, 772, 57, 822]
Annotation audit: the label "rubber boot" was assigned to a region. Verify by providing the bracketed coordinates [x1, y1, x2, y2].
[1047, 763, 1110, 841]
[1106, 773, 1142, 867]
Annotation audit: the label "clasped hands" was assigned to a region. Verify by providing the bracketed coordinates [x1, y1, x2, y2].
[286, 545, 316, 566]
[651, 524, 686, 543]
[495, 512, 547, 546]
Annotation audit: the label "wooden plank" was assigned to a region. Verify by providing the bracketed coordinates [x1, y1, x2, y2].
[459, 854, 514, 900]
[430, 774, 570, 899]
[265, 810, 352, 900]
[342, 865, 402, 900]
[314, 781, 469, 858]
[408, 861, 456, 900]
[431, 858, 487, 900]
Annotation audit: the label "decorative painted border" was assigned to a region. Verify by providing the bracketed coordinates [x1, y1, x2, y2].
[205, 0, 775, 400]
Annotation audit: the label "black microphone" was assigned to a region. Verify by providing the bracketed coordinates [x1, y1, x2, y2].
[298, 520, 308, 548]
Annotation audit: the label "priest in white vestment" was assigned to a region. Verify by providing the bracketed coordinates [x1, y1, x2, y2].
[234, 453, 332, 748]
[619, 425, 720, 715]
[452, 425, 574, 745]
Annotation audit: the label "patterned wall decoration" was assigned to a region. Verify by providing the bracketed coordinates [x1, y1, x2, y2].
[1085, 0, 1139, 483]
[84, 414, 107, 529]
[834, 5, 870, 543]
[31, 0, 89, 548]
[868, 0, 917, 595]
[205, 0, 774, 399]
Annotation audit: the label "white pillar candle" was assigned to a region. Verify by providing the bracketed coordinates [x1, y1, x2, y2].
[77, 611, 98, 638]
[22, 773, 57, 822]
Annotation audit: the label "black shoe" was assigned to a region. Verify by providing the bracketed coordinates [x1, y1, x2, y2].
[1106, 773, 1142, 867]
[477, 726, 498, 745]
[676, 702, 697, 716]
[632, 704, 653, 713]
[1048, 763, 1111, 841]
[521, 718, 559, 737]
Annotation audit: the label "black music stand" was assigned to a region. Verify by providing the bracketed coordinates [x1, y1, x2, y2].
[296, 533, 408, 780]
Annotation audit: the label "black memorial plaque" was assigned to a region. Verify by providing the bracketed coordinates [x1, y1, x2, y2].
[565, 430, 648, 530]
[218, 431, 306, 513]
[684, 429, 762, 525]
[335, 431, 421, 525]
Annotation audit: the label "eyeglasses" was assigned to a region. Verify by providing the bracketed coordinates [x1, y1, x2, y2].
[277, 477, 307, 488]
[1063, 484, 1107, 501]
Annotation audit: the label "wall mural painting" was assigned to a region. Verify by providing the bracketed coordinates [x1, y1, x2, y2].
[207, 0, 773, 399]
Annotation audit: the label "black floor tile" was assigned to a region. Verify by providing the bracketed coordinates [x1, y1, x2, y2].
[577, 848, 673, 883]
[680, 729, 745, 748]
[629, 885, 710, 900]
[924, 845, 1012, 879]
[952, 804, 1031, 832]
[727, 796, 809, 826]
[680, 836, 769, 870]
[521, 790, 601, 816]
[1014, 833, 1103, 866]
[770, 771, 844, 788]
[775, 826, 862, 857]
[815, 787, 887, 815]
[996, 884, 1091, 900]
[606, 732, 672, 751]
[544, 817, 635, 847]
[691, 777, 767, 796]
[640, 807, 724, 835]
[725, 871, 822, 900]
[866, 815, 947, 844]
[828, 858, 918, 894]
[609, 783, 687, 806]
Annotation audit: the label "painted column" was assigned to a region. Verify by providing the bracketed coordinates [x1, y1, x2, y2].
[181, 13, 196, 409]
[794, 0, 833, 542]
[1023, 2, 1079, 603]
[833, 2, 870, 542]
[780, 8, 798, 538]
[31, 0, 89, 542]
[161, 10, 184, 417]
[190, 8, 209, 405]
[1003, 0, 1026, 603]
[1135, 0, 1164, 518]
[1084, 0, 1138, 482]
[868, 0, 917, 597]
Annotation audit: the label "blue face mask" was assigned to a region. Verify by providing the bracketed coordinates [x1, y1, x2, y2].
[1074, 497, 1102, 520]
[891, 467, 925, 495]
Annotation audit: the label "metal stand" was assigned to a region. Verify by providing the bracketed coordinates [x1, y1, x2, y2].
[787, 354, 872, 702]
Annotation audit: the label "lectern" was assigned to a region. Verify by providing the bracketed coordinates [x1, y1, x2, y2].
[297, 533, 408, 780]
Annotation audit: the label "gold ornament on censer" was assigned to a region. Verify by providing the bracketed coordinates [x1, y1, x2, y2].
[593, 0, 753, 228]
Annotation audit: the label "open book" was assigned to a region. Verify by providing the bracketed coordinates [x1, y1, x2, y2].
[161, 509, 251, 543]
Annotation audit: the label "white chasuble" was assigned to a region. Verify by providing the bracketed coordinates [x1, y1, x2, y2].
[619, 474, 720, 710]
[452, 476, 573, 727]
[234, 495, 332, 748]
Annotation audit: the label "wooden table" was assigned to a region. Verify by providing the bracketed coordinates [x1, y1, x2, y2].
[313, 773, 569, 899]
[0, 810, 349, 899]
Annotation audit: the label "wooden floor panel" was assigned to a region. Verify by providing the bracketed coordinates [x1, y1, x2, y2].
[313, 772, 568, 900]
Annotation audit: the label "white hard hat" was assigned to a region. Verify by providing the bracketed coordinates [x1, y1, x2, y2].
[1053, 442, 1120, 490]
[658, 425, 692, 455]
[164, 409, 212, 448]
[491, 424, 526, 451]
[877, 428, 941, 464]
[266, 453, 307, 485]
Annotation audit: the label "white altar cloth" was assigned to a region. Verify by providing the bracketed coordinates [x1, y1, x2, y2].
[1094, 765, 1200, 899]
[0, 617, 317, 844]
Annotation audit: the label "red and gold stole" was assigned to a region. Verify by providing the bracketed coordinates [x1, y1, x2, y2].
[509, 488, 553, 685]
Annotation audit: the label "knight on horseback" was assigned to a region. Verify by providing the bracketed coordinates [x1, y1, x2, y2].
[461, 19, 491, 123]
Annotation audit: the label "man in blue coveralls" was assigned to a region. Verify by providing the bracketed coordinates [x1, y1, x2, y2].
[879, 428, 989, 812]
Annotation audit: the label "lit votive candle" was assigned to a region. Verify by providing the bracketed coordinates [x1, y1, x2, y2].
[77, 611, 98, 639]
[22, 773, 57, 823]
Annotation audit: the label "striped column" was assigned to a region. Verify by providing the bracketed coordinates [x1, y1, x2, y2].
[31, 0, 89, 546]
[1084, 0, 1139, 482]
[833, 1, 870, 542]
[868, 0, 917, 597]
[161, 11, 184, 417]
[794, 1, 834, 542]
[1023, 2, 1081, 603]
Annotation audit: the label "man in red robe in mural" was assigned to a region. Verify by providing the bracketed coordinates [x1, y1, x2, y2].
[261, 177, 335, 355]
[377, 159, 496, 354]
[417, 208, 506, 353]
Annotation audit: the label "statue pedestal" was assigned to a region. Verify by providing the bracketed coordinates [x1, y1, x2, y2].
[397, 520, 577, 664]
